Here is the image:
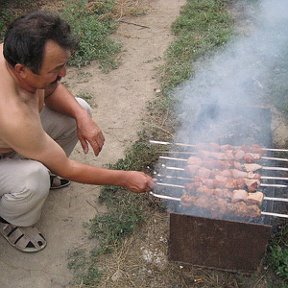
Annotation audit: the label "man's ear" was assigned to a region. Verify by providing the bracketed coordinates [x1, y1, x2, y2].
[14, 63, 28, 79]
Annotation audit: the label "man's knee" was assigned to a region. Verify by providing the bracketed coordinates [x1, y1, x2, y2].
[76, 97, 92, 117]
[20, 161, 50, 201]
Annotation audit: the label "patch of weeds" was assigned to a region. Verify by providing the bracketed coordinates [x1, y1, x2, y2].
[0, 2, 13, 40]
[76, 71, 93, 83]
[160, 0, 233, 93]
[68, 247, 103, 286]
[81, 266, 102, 286]
[265, 49, 288, 114]
[269, 245, 288, 279]
[89, 194, 146, 247]
[113, 0, 149, 18]
[67, 249, 96, 284]
[62, 0, 121, 72]
[266, 224, 288, 285]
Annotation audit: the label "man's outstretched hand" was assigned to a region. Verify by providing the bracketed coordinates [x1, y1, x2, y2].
[123, 171, 155, 193]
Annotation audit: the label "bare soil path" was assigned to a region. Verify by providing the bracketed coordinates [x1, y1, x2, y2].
[0, 1, 185, 287]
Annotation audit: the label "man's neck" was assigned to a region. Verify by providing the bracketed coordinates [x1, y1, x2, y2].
[5, 61, 36, 94]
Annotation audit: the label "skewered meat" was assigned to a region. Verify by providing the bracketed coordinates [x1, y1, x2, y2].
[193, 143, 263, 155]
[197, 150, 261, 163]
[172, 143, 266, 218]
[195, 186, 231, 199]
[219, 169, 260, 179]
[187, 157, 231, 169]
[186, 156, 262, 177]
[232, 189, 248, 203]
[232, 190, 264, 206]
[180, 193, 261, 217]
[185, 165, 260, 179]
[243, 163, 262, 172]
[232, 202, 261, 217]
[184, 172, 260, 191]
[246, 191, 264, 206]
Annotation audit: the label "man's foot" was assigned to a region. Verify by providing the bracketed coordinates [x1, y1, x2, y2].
[50, 175, 70, 190]
[0, 222, 47, 253]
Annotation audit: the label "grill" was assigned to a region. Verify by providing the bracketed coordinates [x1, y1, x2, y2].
[150, 104, 288, 273]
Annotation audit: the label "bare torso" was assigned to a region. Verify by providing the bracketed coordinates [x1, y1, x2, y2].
[0, 43, 45, 154]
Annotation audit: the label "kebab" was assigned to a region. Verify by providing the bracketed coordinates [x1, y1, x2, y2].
[192, 143, 264, 154]
[152, 140, 288, 163]
[196, 149, 261, 163]
[186, 156, 261, 173]
[180, 192, 261, 218]
[184, 175, 260, 192]
[181, 190, 265, 208]
[155, 182, 288, 205]
[185, 164, 260, 179]
[161, 155, 288, 176]
[150, 139, 288, 153]
[150, 191, 288, 219]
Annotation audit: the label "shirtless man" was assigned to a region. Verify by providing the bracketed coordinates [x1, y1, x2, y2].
[0, 11, 154, 252]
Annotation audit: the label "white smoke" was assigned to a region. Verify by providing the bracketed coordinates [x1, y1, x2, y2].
[174, 0, 288, 144]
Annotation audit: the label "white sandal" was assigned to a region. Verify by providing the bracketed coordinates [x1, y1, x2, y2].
[0, 222, 47, 253]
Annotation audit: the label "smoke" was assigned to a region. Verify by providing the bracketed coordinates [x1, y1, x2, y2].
[154, 1, 288, 221]
[174, 0, 288, 145]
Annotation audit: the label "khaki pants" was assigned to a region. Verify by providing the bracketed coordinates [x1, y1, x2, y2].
[0, 98, 91, 227]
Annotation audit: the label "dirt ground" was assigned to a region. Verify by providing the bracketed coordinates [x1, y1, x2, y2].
[0, 1, 186, 287]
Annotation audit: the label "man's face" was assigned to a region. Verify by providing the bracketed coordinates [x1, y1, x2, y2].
[25, 40, 71, 91]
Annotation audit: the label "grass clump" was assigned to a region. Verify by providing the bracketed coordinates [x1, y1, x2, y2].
[265, 50, 288, 115]
[161, 0, 233, 94]
[266, 224, 288, 284]
[0, 0, 122, 72]
[62, 0, 121, 71]
[0, 2, 13, 40]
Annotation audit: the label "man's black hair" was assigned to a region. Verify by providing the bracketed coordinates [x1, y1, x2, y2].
[3, 11, 79, 74]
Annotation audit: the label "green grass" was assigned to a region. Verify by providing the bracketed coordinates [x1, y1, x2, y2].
[62, 0, 121, 71]
[266, 225, 288, 285]
[265, 49, 288, 116]
[161, 0, 233, 94]
[0, 2, 13, 40]
[0, 0, 121, 72]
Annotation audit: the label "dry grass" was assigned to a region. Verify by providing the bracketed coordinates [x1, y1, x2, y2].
[85, 0, 150, 20]
[3, 0, 149, 19]
[113, 0, 149, 19]
[79, 210, 245, 288]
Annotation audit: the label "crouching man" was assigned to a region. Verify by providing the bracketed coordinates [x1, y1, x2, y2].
[0, 11, 154, 252]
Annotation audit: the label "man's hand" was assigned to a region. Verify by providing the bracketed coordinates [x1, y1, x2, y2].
[123, 171, 155, 193]
[77, 113, 105, 156]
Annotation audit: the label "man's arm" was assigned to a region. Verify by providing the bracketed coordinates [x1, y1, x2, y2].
[45, 83, 105, 155]
[0, 112, 153, 193]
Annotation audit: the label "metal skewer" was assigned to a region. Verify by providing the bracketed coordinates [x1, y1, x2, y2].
[149, 191, 180, 202]
[155, 182, 288, 203]
[261, 212, 288, 219]
[262, 176, 288, 181]
[150, 192, 288, 219]
[150, 140, 288, 153]
[262, 156, 288, 162]
[161, 152, 288, 163]
[156, 173, 287, 188]
[163, 165, 288, 184]
[159, 156, 288, 173]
